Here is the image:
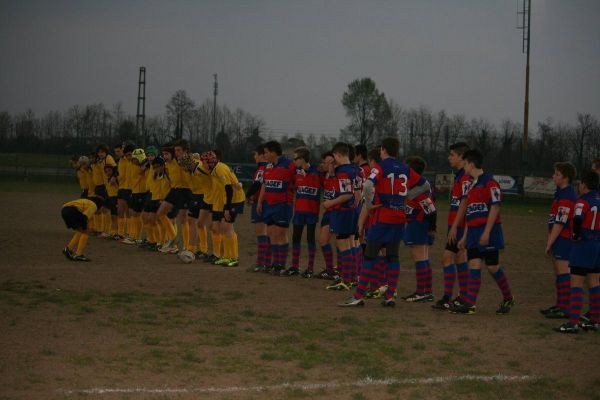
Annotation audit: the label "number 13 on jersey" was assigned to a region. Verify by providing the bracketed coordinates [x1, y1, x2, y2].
[386, 173, 408, 196]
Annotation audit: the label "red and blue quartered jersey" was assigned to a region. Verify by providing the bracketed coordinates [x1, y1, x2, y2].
[322, 173, 337, 212]
[294, 164, 321, 214]
[448, 168, 472, 228]
[369, 157, 421, 224]
[406, 177, 436, 223]
[332, 164, 356, 210]
[548, 185, 577, 239]
[263, 156, 296, 205]
[573, 190, 600, 240]
[465, 172, 502, 228]
[250, 162, 268, 201]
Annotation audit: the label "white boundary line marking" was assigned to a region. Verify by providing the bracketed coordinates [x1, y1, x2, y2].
[60, 374, 537, 395]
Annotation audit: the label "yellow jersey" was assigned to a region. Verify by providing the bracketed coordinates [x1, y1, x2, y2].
[118, 157, 130, 190]
[129, 163, 149, 194]
[76, 169, 89, 191]
[150, 172, 171, 201]
[92, 155, 116, 187]
[226, 167, 245, 204]
[106, 177, 119, 197]
[84, 168, 95, 194]
[166, 159, 191, 189]
[63, 199, 98, 219]
[190, 162, 212, 195]
[209, 162, 242, 212]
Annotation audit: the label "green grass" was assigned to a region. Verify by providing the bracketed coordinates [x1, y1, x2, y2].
[0, 152, 71, 169]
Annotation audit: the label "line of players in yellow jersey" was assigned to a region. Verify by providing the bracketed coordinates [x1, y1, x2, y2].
[63, 139, 245, 266]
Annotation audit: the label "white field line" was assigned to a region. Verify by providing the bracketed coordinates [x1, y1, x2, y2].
[60, 374, 538, 395]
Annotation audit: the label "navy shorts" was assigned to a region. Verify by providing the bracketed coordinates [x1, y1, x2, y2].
[405, 220, 434, 246]
[167, 207, 179, 219]
[329, 209, 356, 236]
[80, 189, 88, 199]
[165, 188, 192, 210]
[263, 203, 293, 227]
[293, 211, 319, 226]
[366, 222, 405, 243]
[251, 202, 264, 224]
[551, 236, 572, 261]
[466, 224, 505, 252]
[569, 239, 600, 269]
[445, 226, 465, 253]
[321, 210, 332, 227]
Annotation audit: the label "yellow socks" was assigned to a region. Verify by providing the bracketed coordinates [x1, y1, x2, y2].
[212, 234, 222, 257]
[159, 215, 177, 241]
[232, 232, 239, 259]
[199, 226, 208, 253]
[76, 234, 89, 256]
[145, 224, 155, 243]
[103, 212, 111, 233]
[117, 217, 126, 236]
[182, 222, 190, 250]
[223, 235, 234, 259]
[68, 232, 81, 251]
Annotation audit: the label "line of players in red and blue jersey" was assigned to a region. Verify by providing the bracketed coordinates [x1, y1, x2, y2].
[246, 138, 600, 331]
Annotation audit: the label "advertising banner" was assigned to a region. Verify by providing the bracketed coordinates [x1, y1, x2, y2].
[493, 175, 519, 195]
[523, 176, 555, 196]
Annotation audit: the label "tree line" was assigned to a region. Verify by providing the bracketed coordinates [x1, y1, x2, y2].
[0, 77, 598, 173]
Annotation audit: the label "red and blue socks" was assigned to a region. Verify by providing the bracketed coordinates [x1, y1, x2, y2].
[385, 259, 400, 300]
[442, 264, 456, 301]
[257, 235, 271, 266]
[415, 260, 432, 295]
[292, 242, 301, 270]
[375, 255, 387, 289]
[556, 273, 570, 311]
[271, 243, 289, 267]
[339, 249, 354, 284]
[491, 267, 513, 300]
[464, 268, 481, 306]
[321, 244, 335, 273]
[307, 243, 316, 271]
[568, 286, 584, 325]
[355, 257, 375, 299]
[456, 262, 469, 298]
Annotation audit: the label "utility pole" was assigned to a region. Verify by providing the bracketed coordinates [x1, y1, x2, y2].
[136, 67, 146, 146]
[517, 0, 531, 174]
[212, 74, 218, 147]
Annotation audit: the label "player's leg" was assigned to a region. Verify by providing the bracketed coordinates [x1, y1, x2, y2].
[304, 223, 317, 277]
[583, 271, 600, 331]
[454, 246, 469, 300]
[555, 268, 585, 333]
[452, 249, 481, 314]
[291, 222, 305, 274]
[197, 209, 211, 257]
[403, 244, 433, 302]
[157, 200, 177, 252]
[544, 258, 571, 319]
[338, 240, 382, 307]
[318, 224, 335, 278]
[381, 240, 401, 306]
[485, 251, 514, 314]
[177, 209, 189, 251]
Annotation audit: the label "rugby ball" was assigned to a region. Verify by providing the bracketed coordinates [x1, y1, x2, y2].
[177, 250, 195, 264]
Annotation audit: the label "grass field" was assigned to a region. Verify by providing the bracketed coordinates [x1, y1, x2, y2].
[0, 153, 71, 169]
[0, 182, 598, 399]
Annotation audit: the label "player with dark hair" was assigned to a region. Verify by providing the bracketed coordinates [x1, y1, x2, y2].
[287, 147, 321, 277]
[401, 155, 436, 303]
[432, 142, 472, 310]
[315, 152, 338, 280]
[339, 137, 427, 307]
[92, 143, 117, 238]
[257, 140, 296, 275]
[554, 170, 600, 333]
[541, 162, 577, 319]
[247, 145, 271, 272]
[116, 143, 134, 240]
[325, 143, 357, 290]
[453, 149, 515, 315]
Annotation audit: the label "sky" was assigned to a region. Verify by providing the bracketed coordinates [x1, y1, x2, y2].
[1, 0, 599, 137]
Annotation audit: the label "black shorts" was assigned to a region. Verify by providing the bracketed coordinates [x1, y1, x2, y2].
[467, 248, 500, 265]
[212, 211, 224, 222]
[130, 193, 147, 213]
[117, 189, 132, 201]
[80, 189, 88, 199]
[188, 194, 208, 219]
[167, 207, 179, 219]
[107, 196, 118, 216]
[144, 199, 160, 213]
[571, 266, 600, 276]
[94, 184, 108, 201]
[165, 188, 192, 210]
[62, 206, 87, 230]
[445, 240, 460, 253]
